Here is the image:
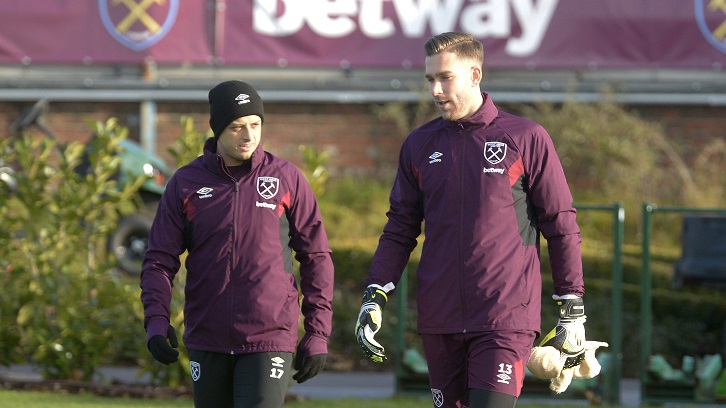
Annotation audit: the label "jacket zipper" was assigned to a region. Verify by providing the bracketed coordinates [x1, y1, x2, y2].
[457, 124, 468, 333]
[230, 180, 240, 354]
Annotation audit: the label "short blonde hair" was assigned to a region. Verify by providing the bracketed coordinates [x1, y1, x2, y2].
[424, 32, 484, 67]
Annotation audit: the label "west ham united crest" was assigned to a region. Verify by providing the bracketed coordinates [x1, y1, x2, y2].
[257, 177, 280, 199]
[431, 388, 444, 407]
[695, 0, 726, 54]
[190, 361, 200, 382]
[99, 0, 179, 51]
[484, 141, 507, 165]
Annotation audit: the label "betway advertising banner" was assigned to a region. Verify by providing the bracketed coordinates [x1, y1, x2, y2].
[1, 0, 725, 69]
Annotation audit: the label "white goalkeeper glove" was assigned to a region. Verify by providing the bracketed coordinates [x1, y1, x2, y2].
[539, 295, 586, 368]
[355, 284, 393, 363]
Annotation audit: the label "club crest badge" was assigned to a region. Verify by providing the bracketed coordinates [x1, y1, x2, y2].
[695, 0, 726, 54]
[99, 0, 179, 51]
[257, 177, 279, 199]
[431, 388, 444, 407]
[190, 361, 200, 382]
[484, 142, 507, 165]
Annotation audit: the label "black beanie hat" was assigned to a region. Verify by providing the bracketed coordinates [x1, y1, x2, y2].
[208, 80, 265, 138]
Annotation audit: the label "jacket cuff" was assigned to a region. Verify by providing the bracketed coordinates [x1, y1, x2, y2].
[146, 318, 169, 344]
[298, 332, 328, 357]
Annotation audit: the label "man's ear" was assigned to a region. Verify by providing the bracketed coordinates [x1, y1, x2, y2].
[471, 66, 483, 87]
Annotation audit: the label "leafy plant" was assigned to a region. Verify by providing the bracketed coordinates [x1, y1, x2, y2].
[166, 115, 210, 169]
[0, 119, 147, 380]
[518, 96, 726, 245]
[299, 144, 331, 197]
[372, 87, 439, 136]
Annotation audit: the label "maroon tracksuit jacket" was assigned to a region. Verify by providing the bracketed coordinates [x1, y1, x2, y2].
[367, 93, 584, 336]
[141, 138, 333, 355]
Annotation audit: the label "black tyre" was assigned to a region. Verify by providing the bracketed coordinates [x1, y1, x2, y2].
[110, 214, 153, 275]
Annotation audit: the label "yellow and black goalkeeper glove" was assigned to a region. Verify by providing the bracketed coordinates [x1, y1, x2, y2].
[540, 296, 586, 368]
[355, 285, 390, 363]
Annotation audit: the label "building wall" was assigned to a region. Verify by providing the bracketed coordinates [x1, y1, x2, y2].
[0, 100, 407, 178]
[1, 100, 723, 180]
[635, 105, 726, 156]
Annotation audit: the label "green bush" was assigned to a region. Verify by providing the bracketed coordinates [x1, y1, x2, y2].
[299, 145, 331, 197]
[0, 119, 147, 380]
[165, 115, 209, 169]
[519, 97, 726, 246]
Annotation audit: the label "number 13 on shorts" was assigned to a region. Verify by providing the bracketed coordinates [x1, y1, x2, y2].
[497, 363, 512, 384]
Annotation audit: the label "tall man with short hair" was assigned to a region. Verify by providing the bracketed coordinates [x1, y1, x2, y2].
[356, 32, 586, 408]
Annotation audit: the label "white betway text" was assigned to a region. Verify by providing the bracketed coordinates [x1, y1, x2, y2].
[256, 201, 277, 210]
[253, 0, 559, 57]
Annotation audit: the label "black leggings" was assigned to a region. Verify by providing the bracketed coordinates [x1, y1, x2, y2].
[188, 350, 293, 408]
[469, 388, 518, 408]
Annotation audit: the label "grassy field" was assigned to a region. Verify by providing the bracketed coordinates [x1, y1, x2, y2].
[0, 390, 646, 408]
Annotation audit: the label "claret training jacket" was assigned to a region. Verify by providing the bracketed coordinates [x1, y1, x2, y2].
[141, 137, 334, 355]
[367, 93, 584, 336]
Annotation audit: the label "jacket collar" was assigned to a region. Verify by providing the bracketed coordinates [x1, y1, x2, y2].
[202, 137, 264, 177]
[443, 92, 498, 130]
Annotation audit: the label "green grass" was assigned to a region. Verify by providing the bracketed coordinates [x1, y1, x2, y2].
[0, 389, 656, 408]
[0, 389, 191, 407]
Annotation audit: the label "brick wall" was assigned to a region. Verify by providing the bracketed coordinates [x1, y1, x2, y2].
[634, 104, 726, 159]
[1, 100, 406, 178]
[1, 100, 723, 178]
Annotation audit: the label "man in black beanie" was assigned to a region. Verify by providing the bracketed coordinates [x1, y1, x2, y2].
[206, 80, 266, 165]
[208, 80, 265, 139]
[141, 80, 334, 408]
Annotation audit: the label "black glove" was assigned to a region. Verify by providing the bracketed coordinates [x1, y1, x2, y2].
[540, 296, 586, 368]
[147, 325, 179, 365]
[355, 285, 389, 363]
[293, 349, 327, 383]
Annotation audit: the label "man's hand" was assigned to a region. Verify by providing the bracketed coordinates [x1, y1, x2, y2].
[355, 285, 390, 363]
[539, 296, 586, 368]
[147, 325, 179, 365]
[293, 351, 327, 383]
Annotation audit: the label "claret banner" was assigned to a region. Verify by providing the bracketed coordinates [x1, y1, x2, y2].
[1, 0, 725, 69]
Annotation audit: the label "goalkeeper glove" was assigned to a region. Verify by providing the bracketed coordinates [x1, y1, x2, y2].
[355, 284, 390, 363]
[539, 296, 586, 368]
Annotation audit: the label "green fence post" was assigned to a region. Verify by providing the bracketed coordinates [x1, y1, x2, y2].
[575, 202, 625, 405]
[640, 203, 655, 403]
[607, 202, 625, 406]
